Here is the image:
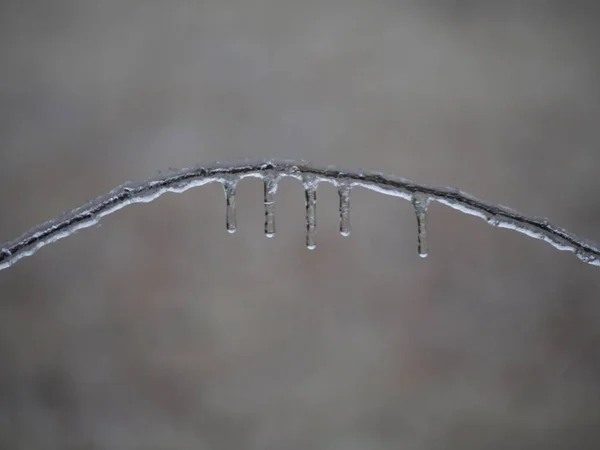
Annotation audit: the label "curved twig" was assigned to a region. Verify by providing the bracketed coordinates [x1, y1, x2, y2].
[1, 159, 598, 271]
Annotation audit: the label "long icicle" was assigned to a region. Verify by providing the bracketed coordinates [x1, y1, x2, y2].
[338, 183, 352, 237]
[263, 175, 279, 238]
[222, 178, 238, 234]
[412, 193, 431, 258]
[303, 178, 317, 250]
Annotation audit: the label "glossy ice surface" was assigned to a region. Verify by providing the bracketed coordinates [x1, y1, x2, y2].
[1, 160, 599, 271]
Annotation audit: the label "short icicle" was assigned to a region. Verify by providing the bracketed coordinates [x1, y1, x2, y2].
[303, 178, 318, 250]
[263, 175, 279, 238]
[411, 193, 431, 258]
[222, 178, 238, 234]
[338, 184, 352, 236]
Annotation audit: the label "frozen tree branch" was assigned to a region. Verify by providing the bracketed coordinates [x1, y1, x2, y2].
[1, 159, 598, 271]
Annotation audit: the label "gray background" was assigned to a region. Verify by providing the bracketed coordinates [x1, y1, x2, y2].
[1, 1, 599, 448]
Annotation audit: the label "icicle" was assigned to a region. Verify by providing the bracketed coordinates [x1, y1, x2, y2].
[222, 178, 238, 234]
[411, 193, 431, 258]
[263, 175, 279, 238]
[338, 184, 352, 236]
[303, 179, 317, 250]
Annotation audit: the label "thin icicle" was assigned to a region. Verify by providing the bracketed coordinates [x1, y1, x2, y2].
[222, 179, 238, 234]
[412, 193, 431, 258]
[263, 175, 279, 238]
[303, 178, 317, 250]
[338, 184, 352, 236]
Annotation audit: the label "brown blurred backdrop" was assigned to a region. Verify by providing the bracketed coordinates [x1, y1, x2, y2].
[1, 1, 600, 449]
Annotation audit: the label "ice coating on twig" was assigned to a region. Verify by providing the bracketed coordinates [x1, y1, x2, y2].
[0, 159, 598, 271]
[411, 193, 431, 258]
[338, 184, 352, 237]
[303, 177, 318, 250]
[222, 178, 238, 234]
[263, 174, 278, 238]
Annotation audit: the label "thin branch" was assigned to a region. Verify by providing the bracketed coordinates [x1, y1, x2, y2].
[1, 159, 598, 271]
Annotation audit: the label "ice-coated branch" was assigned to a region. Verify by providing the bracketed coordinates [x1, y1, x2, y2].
[1, 159, 599, 271]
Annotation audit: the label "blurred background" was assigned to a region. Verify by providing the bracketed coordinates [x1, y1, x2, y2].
[1, 1, 600, 448]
